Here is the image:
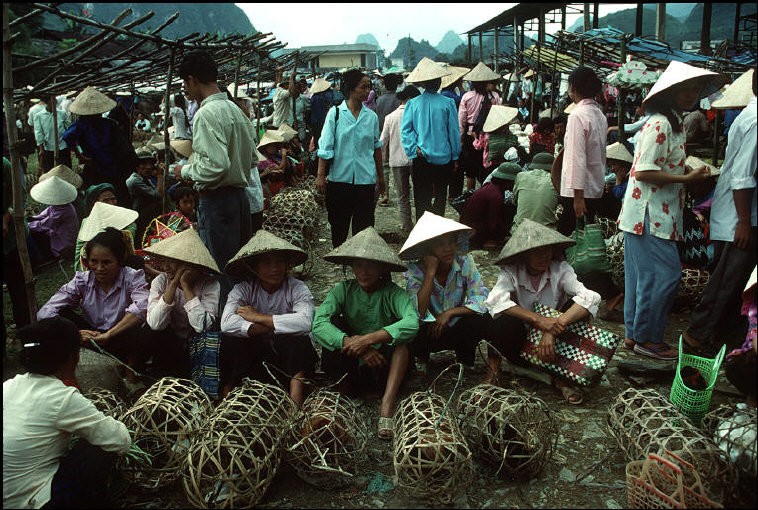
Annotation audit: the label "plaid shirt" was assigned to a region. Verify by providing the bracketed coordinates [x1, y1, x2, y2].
[405, 253, 489, 326]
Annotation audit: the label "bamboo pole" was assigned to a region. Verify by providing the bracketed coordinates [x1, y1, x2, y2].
[3, 4, 38, 325]
[617, 35, 627, 144]
[233, 48, 243, 98]
[711, 109, 720, 166]
[256, 51, 261, 134]
[550, 37, 559, 117]
[163, 48, 175, 214]
[51, 94, 59, 166]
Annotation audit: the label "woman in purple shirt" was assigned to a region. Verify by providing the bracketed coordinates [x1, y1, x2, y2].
[37, 227, 150, 387]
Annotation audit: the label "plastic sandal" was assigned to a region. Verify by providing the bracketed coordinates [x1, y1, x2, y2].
[634, 342, 678, 361]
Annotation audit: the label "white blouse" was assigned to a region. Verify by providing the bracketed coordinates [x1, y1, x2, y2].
[485, 260, 600, 321]
[146, 273, 220, 338]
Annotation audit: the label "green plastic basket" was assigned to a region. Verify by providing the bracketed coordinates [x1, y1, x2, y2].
[669, 336, 725, 425]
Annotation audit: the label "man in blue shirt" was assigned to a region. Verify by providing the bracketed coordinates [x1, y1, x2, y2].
[401, 58, 460, 220]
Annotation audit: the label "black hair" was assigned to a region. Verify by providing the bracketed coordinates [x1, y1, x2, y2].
[342, 69, 368, 96]
[382, 73, 402, 92]
[753, 66, 757, 96]
[417, 78, 441, 93]
[173, 93, 190, 132]
[472, 81, 489, 94]
[18, 317, 80, 375]
[535, 116, 555, 135]
[553, 114, 568, 126]
[178, 50, 218, 84]
[85, 227, 128, 265]
[172, 185, 198, 204]
[397, 85, 421, 102]
[644, 90, 683, 134]
[568, 66, 603, 99]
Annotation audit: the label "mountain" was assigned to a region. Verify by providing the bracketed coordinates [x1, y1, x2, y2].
[389, 37, 441, 68]
[45, 3, 255, 38]
[355, 33, 380, 49]
[665, 3, 697, 20]
[436, 30, 464, 55]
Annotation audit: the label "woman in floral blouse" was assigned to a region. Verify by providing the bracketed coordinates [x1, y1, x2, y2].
[618, 61, 723, 360]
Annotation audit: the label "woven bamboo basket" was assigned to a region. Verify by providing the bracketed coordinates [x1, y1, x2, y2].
[119, 377, 212, 491]
[287, 389, 368, 489]
[701, 403, 757, 480]
[596, 216, 619, 240]
[393, 391, 473, 503]
[182, 414, 282, 508]
[457, 384, 555, 478]
[677, 268, 710, 306]
[215, 377, 297, 430]
[605, 231, 625, 290]
[607, 388, 736, 502]
[83, 387, 127, 419]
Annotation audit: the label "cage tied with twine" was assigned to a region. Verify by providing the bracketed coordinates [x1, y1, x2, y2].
[677, 268, 710, 306]
[607, 388, 736, 503]
[287, 389, 369, 489]
[83, 387, 127, 420]
[217, 377, 297, 430]
[119, 377, 212, 491]
[606, 231, 625, 290]
[393, 391, 473, 503]
[457, 384, 555, 479]
[701, 403, 757, 484]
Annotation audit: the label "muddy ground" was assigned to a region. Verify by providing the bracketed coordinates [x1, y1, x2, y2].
[3, 174, 754, 509]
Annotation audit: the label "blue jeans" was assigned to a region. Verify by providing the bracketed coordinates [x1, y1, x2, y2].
[623, 211, 681, 344]
[197, 187, 251, 302]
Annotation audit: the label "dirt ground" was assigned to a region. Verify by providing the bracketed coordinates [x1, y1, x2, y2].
[3, 174, 754, 509]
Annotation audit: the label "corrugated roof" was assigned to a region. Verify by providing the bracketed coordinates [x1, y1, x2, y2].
[466, 3, 566, 34]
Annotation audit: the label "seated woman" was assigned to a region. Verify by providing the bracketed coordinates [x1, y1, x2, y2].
[74, 184, 138, 272]
[28, 175, 79, 266]
[143, 228, 220, 380]
[220, 230, 316, 405]
[471, 105, 520, 189]
[38, 227, 150, 389]
[3, 317, 132, 509]
[312, 227, 419, 439]
[400, 211, 493, 374]
[484, 219, 601, 404]
[256, 130, 290, 202]
[461, 162, 521, 250]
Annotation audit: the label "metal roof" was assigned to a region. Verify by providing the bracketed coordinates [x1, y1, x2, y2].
[466, 3, 566, 33]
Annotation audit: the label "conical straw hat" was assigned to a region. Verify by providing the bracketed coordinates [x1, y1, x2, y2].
[502, 72, 520, 82]
[323, 226, 406, 272]
[711, 68, 754, 109]
[398, 211, 473, 260]
[225, 229, 308, 278]
[78, 201, 139, 242]
[440, 66, 471, 90]
[69, 86, 116, 115]
[310, 77, 333, 94]
[226, 82, 249, 98]
[483, 105, 519, 133]
[523, 69, 535, 79]
[606, 142, 634, 164]
[257, 130, 285, 151]
[406, 57, 451, 84]
[495, 218, 575, 265]
[39, 164, 82, 189]
[276, 123, 298, 142]
[564, 102, 576, 114]
[30, 175, 77, 206]
[142, 227, 220, 274]
[642, 61, 725, 108]
[464, 62, 500, 82]
[170, 139, 192, 158]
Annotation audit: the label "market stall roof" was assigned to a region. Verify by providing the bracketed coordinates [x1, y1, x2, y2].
[465, 2, 566, 34]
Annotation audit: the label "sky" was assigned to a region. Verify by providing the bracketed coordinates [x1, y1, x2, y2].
[236, 3, 636, 53]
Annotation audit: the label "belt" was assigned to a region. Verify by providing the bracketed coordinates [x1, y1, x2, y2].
[198, 185, 244, 197]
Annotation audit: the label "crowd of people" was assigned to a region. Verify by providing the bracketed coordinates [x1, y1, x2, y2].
[3, 49, 756, 509]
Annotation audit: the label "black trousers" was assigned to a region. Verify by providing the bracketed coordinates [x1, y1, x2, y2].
[325, 181, 376, 248]
[556, 195, 604, 237]
[411, 157, 453, 221]
[411, 314, 492, 366]
[40, 149, 72, 174]
[2, 247, 33, 328]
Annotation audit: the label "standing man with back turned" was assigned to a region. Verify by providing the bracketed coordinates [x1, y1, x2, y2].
[174, 50, 255, 301]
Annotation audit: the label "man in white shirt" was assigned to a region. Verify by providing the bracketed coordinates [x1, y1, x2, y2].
[26, 97, 46, 130]
[33, 99, 72, 173]
[271, 68, 299, 129]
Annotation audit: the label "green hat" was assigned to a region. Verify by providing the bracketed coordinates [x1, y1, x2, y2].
[528, 152, 554, 171]
[492, 162, 522, 181]
[84, 183, 116, 207]
[496, 219, 575, 265]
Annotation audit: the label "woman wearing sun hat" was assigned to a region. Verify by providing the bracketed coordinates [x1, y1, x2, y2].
[484, 219, 601, 402]
[400, 211, 493, 373]
[38, 163, 86, 219]
[313, 227, 419, 439]
[73, 201, 139, 273]
[618, 61, 725, 361]
[28, 175, 80, 266]
[220, 230, 316, 404]
[257, 129, 290, 201]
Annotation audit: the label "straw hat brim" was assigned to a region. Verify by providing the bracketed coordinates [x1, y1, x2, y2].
[69, 86, 117, 115]
[398, 211, 473, 260]
[685, 156, 720, 176]
[142, 227, 220, 274]
[711, 68, 754, 109]
[322, 227, 406, 272]
[606, 142, 634, 164]
[406, 57, 451, 83]
[78, 202, 139, 242]
[30, 175, 78, 206]
[495, 218, 575, 265]
[275, 124, 298, 142]
[169, 139, 192, 158]
[39, 164, 83, 189]
[310, 78, 333, 95]
[483, 105, 519, 133]
[464, 62, 500, 82]
[225, 230, 308, 278]
[440, 66, 471, 90]
[642, 61, 726, 108]
[257, 131, 285, 151]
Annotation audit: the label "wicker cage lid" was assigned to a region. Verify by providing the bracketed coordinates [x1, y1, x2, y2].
[483, 105, 519, 133]
[39, 164, 82, 189]
[275, 123, 298, 142]
[323, 226, 406, 272]
[78, 201, 139, 242]
[406, 57, 451, 83]
[398, 211, 473, 260]
[142, 227, 220, 273]
[464, 62, 500, 82]
[169, 139, 192, 158]
[606, 142, 634, 164]
[440, 66, 471, 89]
[496, 218, 575, 265]
[711, 68, 755, 109]
[643, 61, 725, 108]
[225, 229, 308, 278]
[30, 175, 77, 206]
[310, 77, 333, 94]
[69, 86, 117, 115]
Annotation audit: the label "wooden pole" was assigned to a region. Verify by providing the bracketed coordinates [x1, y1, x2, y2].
[129, 81, 135, 144]
[593, 3, 599, 29]
[494, 27, 499, 73]
[233, 48, 243, 98]
[583, 3, 591, 32]
[478, 31, 483, 62]
[550, 37, 559, 117]
[256, 52, 261, 135]
[635, 4, 643, 36]
[656, 4, 666, 42]
[3, 4, 38, 324]
[51, 93, 59, 166]
[711, 109, 721, 166]
[467, 34, 472, 65]
[700, 3, 713, 55]
[617, 35, 627, 144]
[733, 3, 742, 47]
[162, 48, 175, 214]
